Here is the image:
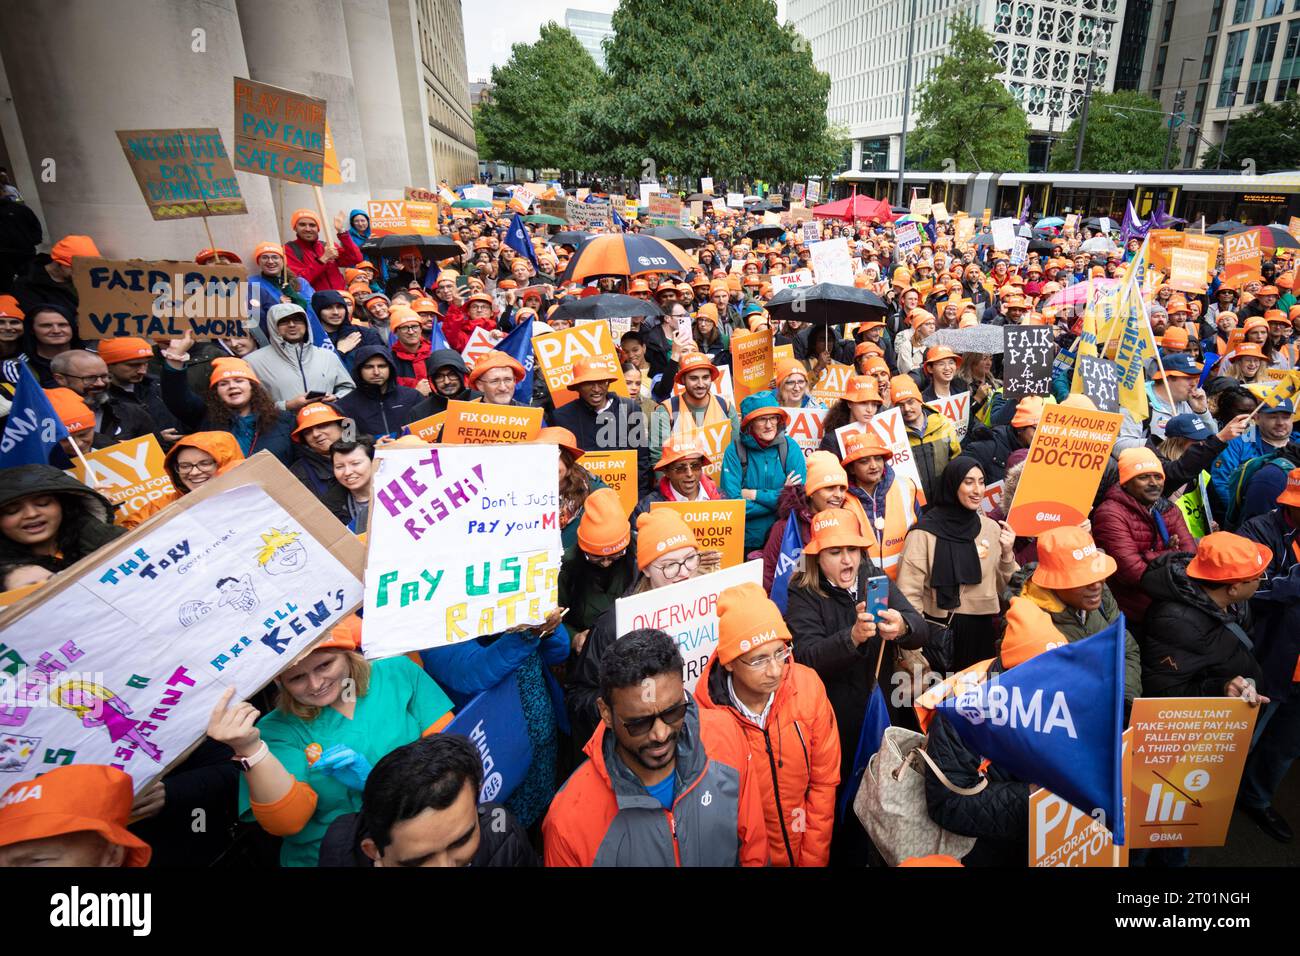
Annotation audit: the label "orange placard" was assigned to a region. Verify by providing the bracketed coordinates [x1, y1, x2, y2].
[651, 499, 746, 569]
[1167, 248, 1210, 294]
[407, 411, 447, 443]
[1183, 233, 1220, 266]
[1224, 229, 1264, 287]
[0, 583, 43, 609]
[580, 450, 638, 516]
[440, 400, 543, 444]
[1289, 216, 1300, 242]
[912, 277, 934, 300]
[69, 434, 175, 527]
[673, 418, 732, 485]
[1146, 229, 1185, 274]
[1030, 729, 1131, 867]
[1006, 404, 1122, 536]
[533, 322, 629, 407]
[1128, 698, 1258, 849]
[366, 199, 440, 236]
[730, 327, 774, 404]
[772, 343, 796, 365]
[810, 362, 853, 405]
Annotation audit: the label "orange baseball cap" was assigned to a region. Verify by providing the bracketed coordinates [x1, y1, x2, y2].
[570, 355, 620, 386]
[467, 350, 525, 387]
[577, 487, 632, 556]
[44, 387, 93, 433]
[890, 374, 923, 405]
[656, 432, 711, 471]
[843, 375, 884, 404]
[0, 765, 151, 866]
[805, 451, 849, 494]
[716, 581, 791, 665]
[292, 402, 347, 441]
[536, 426, 583, 461]
[1117, 447, 1165, 485]
[841, 429, 893, 466]
[1185, 531, 1272, 582]
[999, 597, 1068, 669]
[1277, 468, 1300, 507]
[635, 508, 697, 569]
[97, 337, 153, 364]
[1032, 526, 1117, 590]
[209, 357, 260, 388]
[802, 507, 872, 554]
[674, 351, 722, 385]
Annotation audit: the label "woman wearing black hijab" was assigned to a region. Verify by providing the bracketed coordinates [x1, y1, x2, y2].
[896, 456, 1019, 670]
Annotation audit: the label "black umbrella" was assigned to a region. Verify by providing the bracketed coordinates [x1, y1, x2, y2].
[360, 233, 462, 260]
[970, 233, 995, 247]
[745, 225, 785, 240]
[549, 230, 594, 247]
[491, 185, 513, 198]
[1206, 220, 1246, 235]
[764, 282, 887, 325]
[686, 192, 712, 202]
[1027, 238, 1057, 254]
[643, 225, 706, 249]
[547, 293, 663, 324]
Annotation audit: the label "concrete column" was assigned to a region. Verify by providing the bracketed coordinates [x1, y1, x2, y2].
[235, 0, 371, 231]
[888, 135, 902, 172]
[851, 139, 863, 172]
[342, 0, 414, 199]
[0, 0, 279, 259]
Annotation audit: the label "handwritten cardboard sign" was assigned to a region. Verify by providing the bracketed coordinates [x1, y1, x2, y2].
[116, 128, 246, 220]
[1003, 326, 1057, 397]
[72, 257, 248, 340]
[233, 77, 326, 185]
[1076, 356, 1121, 413]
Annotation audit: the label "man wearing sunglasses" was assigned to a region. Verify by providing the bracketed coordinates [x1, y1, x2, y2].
[632, 433, 723, 521]
[544, 628, 769, 866]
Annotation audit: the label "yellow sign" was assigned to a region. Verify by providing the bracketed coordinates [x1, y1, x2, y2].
[69, 434, 174, 527]
[810, 362, 853, 405]
[651, 499, 746, 569]
[440, 400, 543, 444]
[730, 328, 774, 404]
[533, 323, 629, 407]
[580, 450, 638, 516]
[1007, 405, 1123, 535]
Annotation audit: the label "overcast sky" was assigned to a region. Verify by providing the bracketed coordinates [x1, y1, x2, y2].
[463, 0, 788, 81]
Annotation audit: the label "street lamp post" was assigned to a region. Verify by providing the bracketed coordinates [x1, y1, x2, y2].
[1073, 29, 1102, 172]
[896, 0, 920, 206]
[1217, 86, 1243, 170]
[1162, 57, 1196, 170]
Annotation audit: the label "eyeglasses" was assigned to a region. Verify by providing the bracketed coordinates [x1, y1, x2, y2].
[584, 546, 628, 565]
[479, 374, 516, 388]
[667, 461, 704, 475]
[61, 373, 110, 384]
[651, 552, 700, 578]
[738, 645, 793, 671]
[617, 697, 689, 737]
[176, 459, 218, 474]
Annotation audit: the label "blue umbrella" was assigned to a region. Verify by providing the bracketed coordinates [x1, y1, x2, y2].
[1036, 216, 1065, 228]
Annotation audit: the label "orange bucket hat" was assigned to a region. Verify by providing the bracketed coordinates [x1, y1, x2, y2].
[1032, 526, 1117, 590]
[674, 351, 723, 386]
[577, 487, 632, 556]
[716, 581, 791, 665]
[841, 429, 893, 466]
[570, 355, 620, 386]
[314, 612, 363, 652]
[292, 402, 347, 442]
[843, 375, 883, 404]
[656, 433, 710, 471]
[1185, 531, 1272, 582]
[923, 345, 963, 368]
[1277, 467, 1300, 507]
[0, 765, 151, 866]
[467, 350, 526, 388]
[889, 374, 923, 405]
[536, 426, 584, 461]
[635, 508, 697, 570]
[802, 507, 872, 554]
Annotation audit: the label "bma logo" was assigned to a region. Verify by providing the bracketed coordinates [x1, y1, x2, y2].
[636, 255, 669, 267]
[954, 685, 1078, 738]
[469, 719, 503, 801]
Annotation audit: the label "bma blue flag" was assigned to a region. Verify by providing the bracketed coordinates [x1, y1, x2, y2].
[936, 615, 1127, 844]
[505, 213, 540, 272]
[769, 514, 804, 613]
[0, 360, 69, 467]
[443, 670, 534, 806]
[839, 684, 891, 821]
[429, 318, 450, 352]
[494, 316, 535, 403]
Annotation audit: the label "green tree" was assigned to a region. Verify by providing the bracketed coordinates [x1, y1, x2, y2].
[1200, 93, 1300, 172]
[574, 0, 844, 183]
[473, 23, 602, 172]
[907, 14, 1030, 172]
[1049, 90, 1166, 171]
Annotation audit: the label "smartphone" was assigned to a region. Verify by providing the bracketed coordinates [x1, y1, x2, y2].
[304, 391, 326, 400]
[866, 575, 890, 619]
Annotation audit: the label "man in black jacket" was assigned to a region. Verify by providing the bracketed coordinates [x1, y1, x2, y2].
[334, 344, 422, 438]
[549, 355, 651, 496]
[318, 735, 538, 867]
[312, 290, 382, 371]
[99, 337, 181, 445]
[963, 395, 1042, 484]
[50, 349, 156, 443]
[407, 349, 480, 420]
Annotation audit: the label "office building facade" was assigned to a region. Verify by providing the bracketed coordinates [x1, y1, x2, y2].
[565, 9, 615, 68]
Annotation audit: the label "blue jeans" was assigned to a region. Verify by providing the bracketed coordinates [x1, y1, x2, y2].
[1238, 686, 1300, 811]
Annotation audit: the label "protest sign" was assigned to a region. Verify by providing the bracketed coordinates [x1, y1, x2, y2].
[834, 407, 923, 496]
[785, 407, 828, 458]
[533, 322, 629, 406]
[580, 450, 638, 516]
[1175, 472, 1212, 538]
[615, 560, 763, 684]
[1076, 356, 1121, 413]
[440, 400, 543, 445]
[406, 410, 447, 443]
[232, 77, 326, 186]
[930, 392, 971, 442]
[460, 327, 496, 369]
[810, 362, 853, 404]
[931, 202, 950, 222]
[978, 479, 1005, 517]
[1002, 326, 1057, 397]
[1183, 233, 1220, 266]
[464, 185, 493, 203]
[362, 444, 562, 658]
[116, 128, 245, 221]
[789, 182, 804, 202]
[1030, 729, 1131, 867]
[1167, 248, 1210, 293]
[1224, 230, 1263, 286]
[805, 180, 821, 204]
[773, 343, 796, 365]
[567, 198, 613, 230]
[1006, 404, 1123, 535]
[404, 186, 438, 203]
[730, 328, 773, 403]
[770, 271, 813, 293]
[895, 222, 922, 256]
[72, 257, 247, 340]
[808, 238, 854, 285]
[1128, 697, 1257, 848]
[690, 200, 704, 221]
[0, 453, 365, 791]
[990, 217, 1016, 250]
[954, 216, 976, 248]
[68, 435, 174, 527]
[651, 500, 746, 570]
[700, 177, 714, 195]
[365, 199, 439, 236]
[1146, 229, 1185, 274]
[785, 204, 814, 223]
[1064, 213, 1078, 232]
[638, 183, 659, 208]
[539, 198, 568, 221]
[1010, 236, 1029, 267]
[442, 670, 532, 806]
[801, 220, 821, 244]
[982, 208, 992, 228]
[726, 192, 744, 209]
[909, 196, 932, 218]
[648, 194, 683, 227]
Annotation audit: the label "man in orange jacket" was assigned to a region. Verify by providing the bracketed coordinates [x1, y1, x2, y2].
[543, 629, 769, 866]
[696, 582, 840, 866]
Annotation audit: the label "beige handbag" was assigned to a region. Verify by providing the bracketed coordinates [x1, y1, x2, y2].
[854, 725, 985, 866]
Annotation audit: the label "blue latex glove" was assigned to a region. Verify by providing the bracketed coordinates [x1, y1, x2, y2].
[309, 743, 373, 792]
